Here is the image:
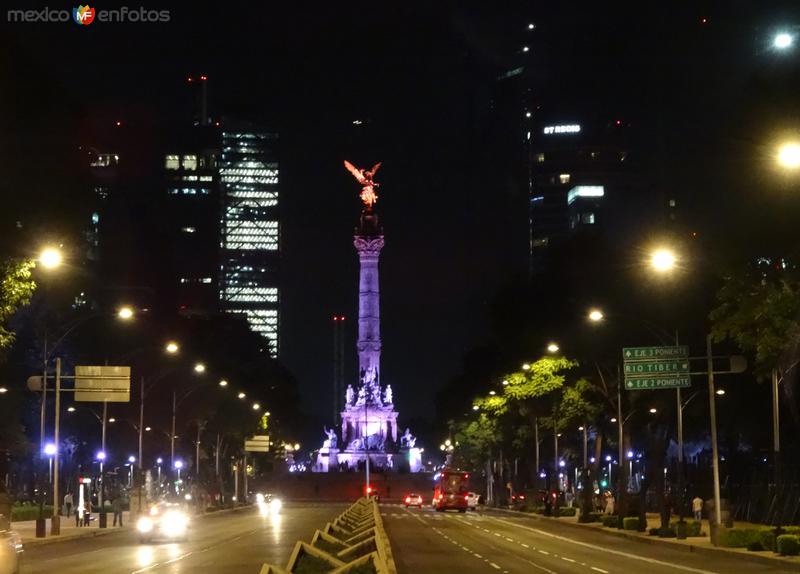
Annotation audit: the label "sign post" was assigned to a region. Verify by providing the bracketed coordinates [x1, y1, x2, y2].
[623, 346, 690, 390]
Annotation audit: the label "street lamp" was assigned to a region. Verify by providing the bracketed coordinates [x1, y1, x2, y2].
[588, 309, 604, 322]
[774, 32, 794, 50]
[44, 443, 56, 483]
[219, 379, 228, 387]
[547, 343, 560, 354]
[649, 407, 658, 414]
[238, 392, 246, 399]
[472, 405, 479, 411]
[117, 306, 134, 320]
[252, 403, 260, 411]
[521, 363, 531, 370]
[651, 248, 676, 272]
[777, 142, 800, 169]
[0, 387, 7, 394]
[165, 341, 180, 354]
[38, 247, 63, 269]
[194, 362, 206, 374]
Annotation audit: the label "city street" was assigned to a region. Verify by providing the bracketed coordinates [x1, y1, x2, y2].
[383, 505, 797, 574]
[20, 503, 345, 574]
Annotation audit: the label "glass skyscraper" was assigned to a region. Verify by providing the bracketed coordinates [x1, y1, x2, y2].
[219, 128, 281, 356]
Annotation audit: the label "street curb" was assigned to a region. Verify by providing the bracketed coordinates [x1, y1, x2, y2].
[489, 508, 800, 570]
[22, 526, 127, 548]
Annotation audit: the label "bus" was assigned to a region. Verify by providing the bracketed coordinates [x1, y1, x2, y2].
[433, 470, 469, 512]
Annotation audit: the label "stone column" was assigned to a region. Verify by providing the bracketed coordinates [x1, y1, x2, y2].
[353, 234, 384, 380]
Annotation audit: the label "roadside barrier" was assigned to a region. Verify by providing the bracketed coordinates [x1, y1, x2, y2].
[259, 496, 397, 574]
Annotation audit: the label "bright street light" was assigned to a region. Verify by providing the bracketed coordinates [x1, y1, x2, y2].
[0, 387, 7, 394]
[588, 309, 604, 322]
[489, 390, 496, 396]
[521, 363, 531, 370]
[67, 406, 75, 412]
[96, 451, 106, 461]
[265, 411, 271, 417]
[108, 418, 116, 423]
[252, 403, 261, 411]
[649, 408, 658, 414]
[472, 405, 479, 411]
[44, 443, 56, 456]
[156, 457, 163, 464]
[117, 306, 134, 320]
[219, 379, 228, 387]
[38, 247, 63, 269]
[194, 362, 206, 373]
[716, 388, 726, 396]
[238, 392, 246, 399]
[651, 248, 676, 272]
[774, 32, 794, 50]
[502, 379, 509, 386]
[145, 426, 151, 432]
[777, 142, 800, 169]
[547, 343, 560, 353]
[128, 455, 136, 463]
[174, 460, 183, 469]
[165, 341, 180, 354]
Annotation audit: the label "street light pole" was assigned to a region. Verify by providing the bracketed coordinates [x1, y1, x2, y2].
[171, 391, 176, 469]
[99, 401, 107, 510]
[772, 368, 781, 487]
[137, 376, 144, 515]
[51, 358, 61, 535]
[706, 334, 722, 529]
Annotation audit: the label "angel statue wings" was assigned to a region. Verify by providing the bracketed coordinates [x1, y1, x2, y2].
[344, 160, 382, 208]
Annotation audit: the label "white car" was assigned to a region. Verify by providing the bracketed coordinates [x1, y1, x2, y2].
[137, 503, 190, 543]
[0, 526, 22, 574]
[466, 492, 480, 510]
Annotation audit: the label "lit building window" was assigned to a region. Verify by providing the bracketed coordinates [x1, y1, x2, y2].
[669, 199, 676, 207]
[165, 155, 180, 170]
[567, 185, 604, 205]
[536, 153, 545, 163]
[199, 175, 213, 181]
[182, 155, 198, 171]
[559, 174, 571, 184]
[582, 212, 596, 224]
[90, 153, 119, 168]
[182, 227, 196, 233]
[619, 152, 627, 162]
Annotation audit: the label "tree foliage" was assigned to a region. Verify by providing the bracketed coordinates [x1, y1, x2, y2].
[710, 266, 800, 378]
[0, 259, 36, 354]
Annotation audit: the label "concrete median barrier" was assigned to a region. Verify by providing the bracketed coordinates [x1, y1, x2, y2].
[258, 497, 397, 574]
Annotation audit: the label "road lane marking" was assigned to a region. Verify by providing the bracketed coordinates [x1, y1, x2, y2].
[521, 557, 559, 574]
[561, 557, 576, 563]
[521, 543, 530, 548]
[591, 568, 608, 574]
[538, 550, 549, 555]
[485, 515, 719, 574]
[490, 562, 501, 569]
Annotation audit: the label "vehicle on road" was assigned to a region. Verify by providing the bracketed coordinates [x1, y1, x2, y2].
[256, 493, 283, 516]
[466, 492, 480, 510]
[0, 527, 22, 574]
[433, 470, 469, 512]
[137, 502, 190, 543]
[404, 493, 424, 508]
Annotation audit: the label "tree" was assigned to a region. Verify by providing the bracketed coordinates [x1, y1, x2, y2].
[0, 259, 36, 355]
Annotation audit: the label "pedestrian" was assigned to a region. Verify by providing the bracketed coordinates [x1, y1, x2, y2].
[83, 502, 91, 526]
[692, 495, 703, 521]
[605, 493, 615, 515]
[64, 491, 73, 518]
[112, 497, 123, 527]
[565, 489, 574, 508]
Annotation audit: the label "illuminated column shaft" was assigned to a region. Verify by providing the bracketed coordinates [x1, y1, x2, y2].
[353, 233, 384, 379]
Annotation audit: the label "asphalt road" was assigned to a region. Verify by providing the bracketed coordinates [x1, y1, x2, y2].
[20, 503, 345, 574]
[383, 504, 798, 574]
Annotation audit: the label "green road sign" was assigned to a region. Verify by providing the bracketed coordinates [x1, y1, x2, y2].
[624, 376, 691, 390]
[624, 360, 689, 376]
[623, 346, 689, 361]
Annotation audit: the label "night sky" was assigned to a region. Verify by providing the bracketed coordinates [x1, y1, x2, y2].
[3, 1, 800, 425]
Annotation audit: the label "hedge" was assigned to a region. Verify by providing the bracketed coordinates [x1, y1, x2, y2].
[759, 530, 776, 552]
[601, 514, 618, 528]
[669, 520, 702, 537]
[579, 511, 601, 523]
[558, 507, 577, 517]
[623, 517, 641, 531]
[721, 528, 769, 548]
[11, 505, 53, 522]
[777, 535, 800, 556]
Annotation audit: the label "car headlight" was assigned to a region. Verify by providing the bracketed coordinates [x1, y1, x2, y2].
[256, 493, 265, 503]
[161, 511, 188, 536]
[269, 498, 282, 513]
[137, 517, 154, 533]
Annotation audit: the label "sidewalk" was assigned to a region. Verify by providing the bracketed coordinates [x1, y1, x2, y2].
[12, 511, 131, 547]
[494, 509, 800, 569]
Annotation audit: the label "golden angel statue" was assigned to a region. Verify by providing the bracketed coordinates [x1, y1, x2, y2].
[344, 160, 381, 207]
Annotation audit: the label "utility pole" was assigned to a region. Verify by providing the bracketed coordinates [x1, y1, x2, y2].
[675, 331, 686, 522]
[534, 418, 539, 489]
[195, 422, 203, 486]
[40, 336, 48, 457]
[51, 358, 61, 535]
[617, 365, 625, 529]
[706, 335, 722, 529]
